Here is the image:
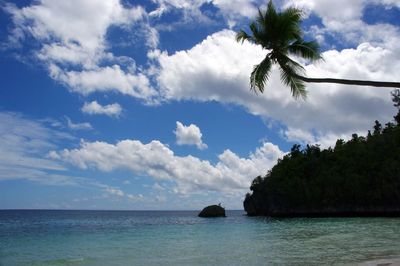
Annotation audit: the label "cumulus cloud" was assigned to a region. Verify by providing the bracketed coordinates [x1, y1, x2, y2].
[212, 0, 259, 27]
[49, 64, 157, 102]
[51, 139, 284, 195]
[174, 121, 207, 150]
[0, 114, 207, 207]
[81, 101, 122, 117]
[378, 0, 400, 7]
[0, 111, 139, 198]
[6, 0, 159, 103]
[153, 29, 397, 147]
[284, 0, 364, 21]
[149, 0, 260, 27]
[284, 0, 400, 46]
[53, 64, 157, 100]
[6, 0, 147, 65]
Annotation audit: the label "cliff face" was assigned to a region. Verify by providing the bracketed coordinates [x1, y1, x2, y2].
[244, 101, 400, 217]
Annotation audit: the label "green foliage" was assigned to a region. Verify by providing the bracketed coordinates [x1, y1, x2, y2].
[392, 89, 400, 124]
[250, 57, 272, 93]
[392, 89, 400, 109]
[236, 0, 321, 98]
[244, 92, 400, 216]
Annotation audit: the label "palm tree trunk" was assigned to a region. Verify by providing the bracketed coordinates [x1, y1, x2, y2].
[295, 74, 400, 88]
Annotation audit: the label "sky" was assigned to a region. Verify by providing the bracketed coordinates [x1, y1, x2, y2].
[0, 0, 399, 210]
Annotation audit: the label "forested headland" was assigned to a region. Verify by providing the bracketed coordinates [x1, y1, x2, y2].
[244, 90, 400, 217]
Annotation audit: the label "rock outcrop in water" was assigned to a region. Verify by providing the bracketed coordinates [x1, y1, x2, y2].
[244, 90, 400, 217]
[198, 204, 226, 217]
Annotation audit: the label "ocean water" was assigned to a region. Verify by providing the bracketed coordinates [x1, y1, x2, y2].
[1, 210, 400, 266]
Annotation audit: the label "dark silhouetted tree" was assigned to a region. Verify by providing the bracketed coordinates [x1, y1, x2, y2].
[244, 91, 400, 216]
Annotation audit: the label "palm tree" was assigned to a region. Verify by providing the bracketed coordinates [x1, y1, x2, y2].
[236, 1, 400, 99]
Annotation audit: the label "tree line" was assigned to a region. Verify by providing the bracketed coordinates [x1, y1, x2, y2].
[244, 90, 400, 216]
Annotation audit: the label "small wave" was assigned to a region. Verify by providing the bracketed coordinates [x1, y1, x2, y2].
[34, 257, 86, 265]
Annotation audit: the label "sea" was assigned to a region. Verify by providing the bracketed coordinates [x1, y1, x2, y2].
[1, 210, 400, 266]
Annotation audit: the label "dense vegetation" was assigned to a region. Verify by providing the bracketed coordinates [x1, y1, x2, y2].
[244, 90, 400, 217]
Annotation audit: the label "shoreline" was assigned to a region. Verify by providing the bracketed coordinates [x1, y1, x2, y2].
[247, 211, 400, 218]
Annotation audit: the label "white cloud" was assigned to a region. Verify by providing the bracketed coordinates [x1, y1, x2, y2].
[0, 112, 136, 197]
[174, 121, 207, 150]
[6, 0, 147, 66]
[127, 193, 144, 201]
[50, 64, 157, 102]
[378, 0, 400, 7]
[0, 112, 76, 185]
[0, 112, 184, 207]
[105, 187, 125, 197]
[81, 101, 122, 117]
[65, 116, 93, 131]
[212, 0, 258, 26]
[149, 0, 211, 23]
[282, 127, 316, 145]
[284, 0, 364, 21]
[284, 0, 400, 47]
[37, 43, 102, 68]
[6, 0, 159, 103]
[149, 0, 260, 27]
[51, 139, 284, 195]
[153, 29, 397, 147]
[153, 182, 166, 191]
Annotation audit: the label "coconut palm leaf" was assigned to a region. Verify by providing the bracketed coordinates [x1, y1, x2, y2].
[277, 55, 307, 99]
[236, 30, 254, 43]
[279, 66, 307, 99]
[250, 56, 272, 93]
[236, 0, 400, 99]
[288, 39, 321, 61]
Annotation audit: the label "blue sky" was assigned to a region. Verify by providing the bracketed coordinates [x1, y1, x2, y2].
[1, 0, 399, 210]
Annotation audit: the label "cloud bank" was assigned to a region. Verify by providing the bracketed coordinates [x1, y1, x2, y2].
[153, 29, 397, 147]
[51, 139, 284, 195]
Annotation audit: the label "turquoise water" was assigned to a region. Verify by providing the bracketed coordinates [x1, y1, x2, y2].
[1, 210, 400, 265]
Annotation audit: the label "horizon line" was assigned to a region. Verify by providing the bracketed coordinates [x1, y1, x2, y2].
[0, 208, 245, 212]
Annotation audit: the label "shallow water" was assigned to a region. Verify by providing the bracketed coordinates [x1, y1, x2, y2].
[1, 210, 399, 265]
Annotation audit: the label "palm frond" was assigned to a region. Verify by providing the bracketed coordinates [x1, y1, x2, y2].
[278, 7, 303, 42]
[279, 67, 307, 99]
[236, 30, 254, 43]
[249, 22, 266, 46]
[277, 56, 307, 99]
[263, 2, 279, 45]
[266, 0, 277, 19]
[282, 7, 303, 23]
[256, 8, 265, 25]
[288, 39, 321, 61]
[250, 56, 272, 93]
[235, 0, 322, 100]
[278, 54, 306, 75]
